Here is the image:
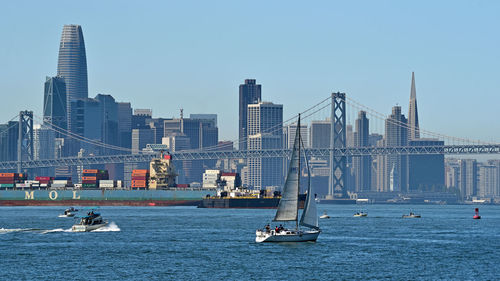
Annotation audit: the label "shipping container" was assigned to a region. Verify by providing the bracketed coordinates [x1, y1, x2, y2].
[82, 176, 97, 181]
[83, 169, 98, 173]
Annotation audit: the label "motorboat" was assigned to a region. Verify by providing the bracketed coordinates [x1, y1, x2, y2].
[353, 211, 368, 217]
[402, 211, 421, 218]
[319, 211, 330, 219]
[58, 207, 78, 218]
[72, 211, 108, 232]
[473, 208, 481, 219]
[256, 115, 320, 243]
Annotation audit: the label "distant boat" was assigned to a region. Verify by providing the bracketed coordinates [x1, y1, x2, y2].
[58, 207, 78, 218]
[473, 208, 481, 219]
[320, 211, 330, 219]
[255, 115, 321, 243]
[353, 211, 367, 217]
[402, 211, 421, 218]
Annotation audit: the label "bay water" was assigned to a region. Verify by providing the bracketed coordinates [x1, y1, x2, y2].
[1, 204, 499, 280]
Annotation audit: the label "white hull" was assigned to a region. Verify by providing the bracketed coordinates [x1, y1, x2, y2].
[255, 229, 320, 243]
[58, 213, 75, 218]
[319, 215, 330, 219]
[72, 222, 108, 232]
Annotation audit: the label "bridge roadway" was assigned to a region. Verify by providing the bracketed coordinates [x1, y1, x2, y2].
[1, 144, 499, 169]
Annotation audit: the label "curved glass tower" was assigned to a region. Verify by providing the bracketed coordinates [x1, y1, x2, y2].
[57, 24, 88, 133]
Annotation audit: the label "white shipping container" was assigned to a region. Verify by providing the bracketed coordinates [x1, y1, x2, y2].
[99, 180, 115, 184]
[52, 180, 68, 184]
[99, 184, 115, 188]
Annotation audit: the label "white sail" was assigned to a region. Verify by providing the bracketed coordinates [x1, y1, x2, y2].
[273, 125, 300, 221]
[299, 145, 319, 229]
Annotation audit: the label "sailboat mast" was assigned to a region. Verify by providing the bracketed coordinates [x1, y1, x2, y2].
[296, 114, 300, 231]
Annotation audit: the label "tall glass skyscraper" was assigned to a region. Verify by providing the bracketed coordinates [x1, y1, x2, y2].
[57, 24, 88, 135]
[43, 76, 67, 136]
[238, 79, 261, 151]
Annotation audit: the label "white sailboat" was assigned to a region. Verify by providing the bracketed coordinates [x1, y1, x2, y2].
[256, 115, 321, 243]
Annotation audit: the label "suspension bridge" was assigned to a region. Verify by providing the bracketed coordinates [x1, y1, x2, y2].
[1, 93, 499, 198]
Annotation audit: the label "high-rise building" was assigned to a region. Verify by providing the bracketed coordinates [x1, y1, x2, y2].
[353, 111, 371, 192]
[238, 79, 261, 150]
[459, 159, 477, 200]
[283, 124, 308, 149]
[309, 120, 331, 149]
[478, 164, 498, 198]
[408, 72, 419, 140]
[43, 76, 67, 136]
[132, 128, 154, 154]
[57, 24, 88, 136]
[33, 124, 55, 160]
[407, 139, 445, 191]
[377, 106, 408, 192]
[0, 121, 19, 161]
[247, 102, 283, 189]
[117, 102, 132, 150]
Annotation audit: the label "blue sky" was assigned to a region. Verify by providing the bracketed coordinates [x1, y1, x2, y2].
[1, 0, 499, 143]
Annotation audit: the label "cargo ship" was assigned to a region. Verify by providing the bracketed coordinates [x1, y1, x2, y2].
[0, 153, 215, 206]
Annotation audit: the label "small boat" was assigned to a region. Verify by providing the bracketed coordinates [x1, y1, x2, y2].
[473, 208, 481, 219]
[58, 207, 78, 218]
[353, 211, 368, 217]
[256, 115, 320, 243]
[402, 211, 421, 218]
[319, 211, 330, 219]
[72, 210, 108, 232]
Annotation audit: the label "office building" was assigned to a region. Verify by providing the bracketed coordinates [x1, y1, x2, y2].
[459, 159, 477, 200]
[117, 102, 132, 150]
[309, 120, 330, 149]
[247, 102, 283, 189]
[353, 111, 371, 192]
[407, 139, 445, 191]
[238, 79, 261, 150]
[377, 106, 408, 192]
[57, 25, 88, 137]
[43, 76, 67, 136]
[478, 164, 498, 198]
[283, 124, 308, 149]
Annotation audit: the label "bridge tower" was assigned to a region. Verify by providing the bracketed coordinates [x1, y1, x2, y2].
[328, 92, 347, 198]
[17, 110, 34, 173]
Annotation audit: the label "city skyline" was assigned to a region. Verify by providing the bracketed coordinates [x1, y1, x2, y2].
[1, 1, 500, 144]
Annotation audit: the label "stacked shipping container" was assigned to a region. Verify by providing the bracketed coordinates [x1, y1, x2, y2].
[82, 169, 109, 189]
[0, 173, 27, 189]
[131, 169, 149, 189]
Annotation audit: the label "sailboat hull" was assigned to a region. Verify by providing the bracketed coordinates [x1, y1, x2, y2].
[255, 229, 320, 243]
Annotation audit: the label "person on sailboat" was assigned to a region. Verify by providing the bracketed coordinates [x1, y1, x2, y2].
[265, 224, 270, 233]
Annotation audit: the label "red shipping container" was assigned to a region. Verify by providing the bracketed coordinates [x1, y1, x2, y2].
[36, 176, 52, 181]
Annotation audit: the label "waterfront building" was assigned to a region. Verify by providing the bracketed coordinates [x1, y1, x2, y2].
[478, 164, 498, 198]
[353, 111, 371, 192]
[459, 159, 477, 200]
[408, 72, 420, 141]
[43, 76, 67, 136]
[238, 79, 261, 150]
[445, 158, 460, 189]
[57, 24, 88, 138]
[247, 101, 283, 189]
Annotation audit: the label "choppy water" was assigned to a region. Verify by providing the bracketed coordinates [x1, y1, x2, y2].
[0, 204, 499, 280]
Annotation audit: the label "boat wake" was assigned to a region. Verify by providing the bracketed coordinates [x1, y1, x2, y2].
[0, 227, 40, 234]
[40, 228, 73, 234]
[91, 222, 120, 232]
